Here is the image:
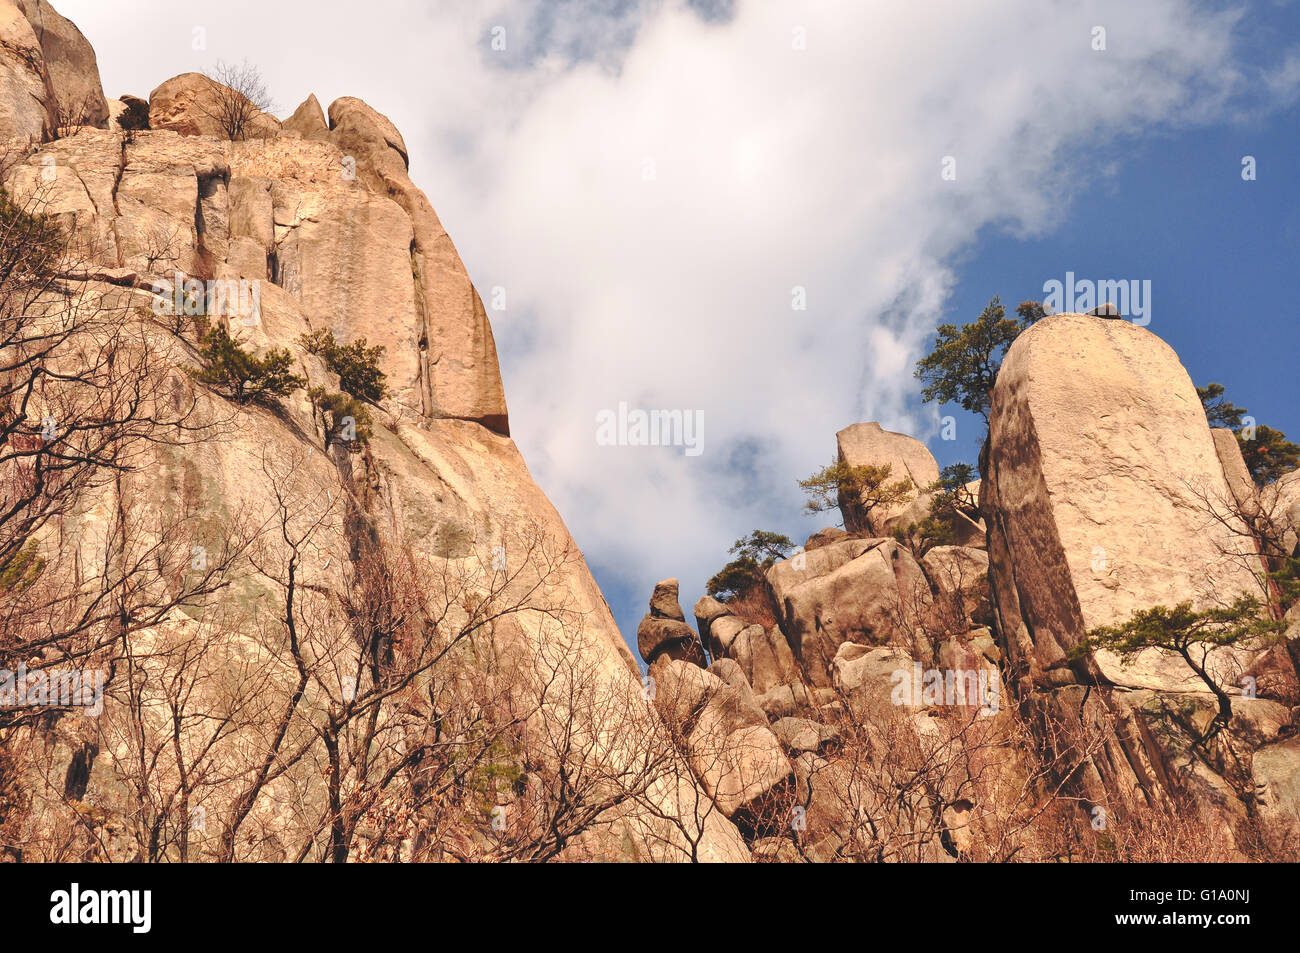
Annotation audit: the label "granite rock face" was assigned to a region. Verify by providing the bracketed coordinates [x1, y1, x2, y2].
[983, 313, 1265, 693]
[0, 2, 750, 863]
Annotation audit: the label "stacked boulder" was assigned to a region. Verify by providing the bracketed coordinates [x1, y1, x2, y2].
[636, 579, 706, 666]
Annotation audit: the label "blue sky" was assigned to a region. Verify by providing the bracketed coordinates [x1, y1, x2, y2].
[935, 106, 1300, 475]
[66, 0, 1300, 659]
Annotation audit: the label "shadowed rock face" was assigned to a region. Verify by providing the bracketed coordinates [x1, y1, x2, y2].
[983, 313, 1264, 694]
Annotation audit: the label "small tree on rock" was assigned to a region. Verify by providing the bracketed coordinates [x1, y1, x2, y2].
[1073, 597, 1284, 748]
[800, 459, 914, 530]
[192, 323, 304, 404]
[705, 530, 794, 601]
[914, 298, 1041, 424]
[200, 61, 274, 141]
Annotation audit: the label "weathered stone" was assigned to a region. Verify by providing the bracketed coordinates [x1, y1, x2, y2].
[693, 595, 729, 643]
[651, 659, 793, 819]
[771, 717, 840, 754]
[767, 537, 931, 685]
[756, 681, 814, 718]
[836, 421, 940, 535]
[16, 0, 107, 129]
[1211, 427, 1257, 515]
[804, 527, 849, 551]
[0, 2, 51, 141]
[707, 615, 747, 659]
[149, 72, 280, 140]
[329, 96, 507, 433]
[650, 577, 686, 620]
[1254, 736, 1300, 832]
[637, 615, 704, 666]
[730, 625, 801, 695]
[705, 658, 768, 727]
[922, 544, 990, 623]
[228, 175, 275, 251]
[282, 93, 330, 141]
[1264, 469, 1300, 557]
[0, 7, 754, 859]
[984, 313, 1265, 693]
[832, 643, 913, 698]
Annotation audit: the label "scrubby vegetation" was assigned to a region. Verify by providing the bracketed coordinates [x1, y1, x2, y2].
[191, 323, 305, 403]
[799, 459, 913, 526]
[706, 530, 794, 602]
[1197, 382, 1299, 485]
[300, 329, 388, 403]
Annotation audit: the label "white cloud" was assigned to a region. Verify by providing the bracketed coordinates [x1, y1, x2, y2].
[60, 0, 1294, 642]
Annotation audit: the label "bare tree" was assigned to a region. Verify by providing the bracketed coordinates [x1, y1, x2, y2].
[200, 61, 274, 142]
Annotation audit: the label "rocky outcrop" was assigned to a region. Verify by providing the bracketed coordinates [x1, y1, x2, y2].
[835, 420, 984, 545]
[15, 0, 106, 128]
[1, 0, 107, 142]
[766, 537, 931, 685]
[982, 312, 1297, 842]
[984, 313, 1265, 693]
[0, 2, 753, 863]
[636, 578, 706, 666]
[0, 1, 51, 141]
[148, 72, 281, 140]
[836, 421, 939, 535]
[649, 659, 793, 823]
[328, 97, 508, 433]
[282, 93, 330, 141]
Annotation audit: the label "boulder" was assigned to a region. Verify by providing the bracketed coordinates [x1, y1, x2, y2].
[756, 681, 815, 718]
[1253, 736, 1300, 832]
[983, 313, 1265, 692]
[767, 537, 931, 685]
[921, 545, 990, 624]
[730, 625, 801, 695]
[804, 527, 849, 551]
[16, 0, 108, 130]
[1211, 427, 1257, 515]
[637, 615, 704, 667]
[149, 72, 281, 140]
[281, 93, 330, 141]
[836, 421, 940, 535]
[693, 595, 729, 643]
[650, 659, 793, 819]
[831, 643, 913, 698]
[650, 577, 686, 620]
[0, 1, 52, 141]
[771, 717, 840, 755]
[707, 615, 747, 659]
[705, 658, 768, 726]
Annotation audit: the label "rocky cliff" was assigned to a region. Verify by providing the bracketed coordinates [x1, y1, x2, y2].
[0, 0, 747, 862]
